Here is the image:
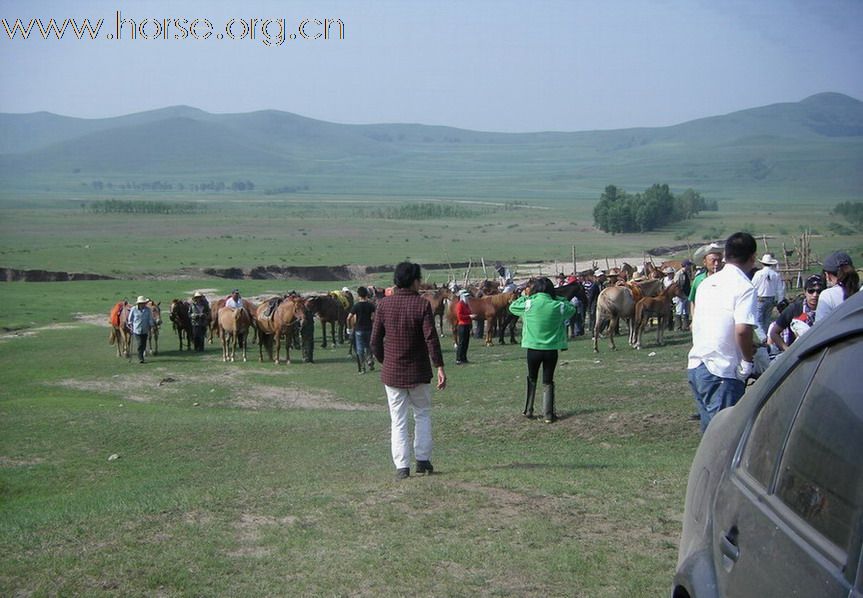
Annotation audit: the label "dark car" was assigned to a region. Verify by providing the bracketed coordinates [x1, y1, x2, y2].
[673, 291, 863, 598]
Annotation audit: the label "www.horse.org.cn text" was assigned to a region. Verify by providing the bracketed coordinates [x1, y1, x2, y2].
[1, 12, 346, 47]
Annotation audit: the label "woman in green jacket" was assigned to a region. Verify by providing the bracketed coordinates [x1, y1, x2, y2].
[508, 277, 576, 423]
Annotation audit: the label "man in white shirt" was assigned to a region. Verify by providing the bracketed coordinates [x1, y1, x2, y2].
[751, 253, 785, 339]
[687, 233, 758, 433]
[225, 289, 244, 310]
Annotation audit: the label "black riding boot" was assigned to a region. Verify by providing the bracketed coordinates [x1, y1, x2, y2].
[523, 377, 537, 418]
[543, 383, 556, 423]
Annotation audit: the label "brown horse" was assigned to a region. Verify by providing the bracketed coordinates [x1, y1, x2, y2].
[169, 299, 192, 351]
[633, 282, 685, 349]
[219, 307, 251, 362]
[255, 297, 302, 364]
[145, 301, 162, 356]
[448, 292, 517, 347]
[421, 287, 452, 333]
[108, 301, 131, 357]
[593, 286, 636, 352]
[210, 297, 258, 345]
[306, 294, 349, 348]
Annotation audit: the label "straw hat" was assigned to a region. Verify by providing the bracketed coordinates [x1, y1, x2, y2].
[193, 291, 203, 298]
[758, 253, 778, 266]
[136, 296, 149, 304]
[663, 266, 675, 275]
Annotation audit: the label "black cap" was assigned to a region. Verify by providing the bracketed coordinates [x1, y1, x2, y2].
[823, 251, 853, 273]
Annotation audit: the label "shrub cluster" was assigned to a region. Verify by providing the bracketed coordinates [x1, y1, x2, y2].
[593, 184, 716, 234]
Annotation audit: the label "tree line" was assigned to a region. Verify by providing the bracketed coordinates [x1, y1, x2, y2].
[82, 200, 206, 214]
[593, 184, 717, 234]
[834, 201, 863, 227]
[86, 180, 255, 192]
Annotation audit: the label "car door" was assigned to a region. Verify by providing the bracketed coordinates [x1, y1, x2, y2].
[712, 334, 863, 597]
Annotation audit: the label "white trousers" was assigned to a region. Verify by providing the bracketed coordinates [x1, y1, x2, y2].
[385, 384, 432, 469]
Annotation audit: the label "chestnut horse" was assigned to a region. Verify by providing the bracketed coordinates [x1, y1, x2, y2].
[210, 297, 258, 345]
[448, 292, 517, 347]
[169, 299, 193, 351]
[255, 297, 303, 364]
[633, 282, 685, 349]
[219, 307, 251, 362]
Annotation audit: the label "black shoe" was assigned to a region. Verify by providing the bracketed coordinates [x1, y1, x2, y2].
[416, 460, 434, 475]
[395, 468, 410, 481]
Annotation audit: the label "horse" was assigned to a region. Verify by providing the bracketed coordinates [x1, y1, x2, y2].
[633, 282, 685, 349]
[218, 307, 251, 362]
[108, 301, 131, 357]
[448, 292, 517, 347]
[306, 294, 348, 348]
[254, 296, 302, 364]
[210, 297, 258, 345]
[145, 301, 162, 356]
[593, 286, 636, 352]
[169, 299, 193, 351]
[421, 287, 452, 333]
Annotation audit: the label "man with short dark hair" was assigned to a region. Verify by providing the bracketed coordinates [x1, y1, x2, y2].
[687, 232, 758, 432]
[371, 262, 446, 480]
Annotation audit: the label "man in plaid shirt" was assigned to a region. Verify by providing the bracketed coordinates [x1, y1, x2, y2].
[371, 262, 447, 481]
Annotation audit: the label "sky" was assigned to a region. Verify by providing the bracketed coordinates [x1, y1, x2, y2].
[2, 0, 862, 132]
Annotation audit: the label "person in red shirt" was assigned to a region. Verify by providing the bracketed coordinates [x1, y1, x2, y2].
[455, 289, 475, 364]
[371, 262, 447, 481]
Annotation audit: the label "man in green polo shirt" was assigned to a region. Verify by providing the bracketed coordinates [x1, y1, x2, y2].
[689, 243, 724, 319]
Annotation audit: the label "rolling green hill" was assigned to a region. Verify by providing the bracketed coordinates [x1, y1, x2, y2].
[1, 92, 861, 201]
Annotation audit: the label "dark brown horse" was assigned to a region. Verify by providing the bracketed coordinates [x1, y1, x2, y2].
[307, 292, 351, 348]
[169, 299, 193, 351]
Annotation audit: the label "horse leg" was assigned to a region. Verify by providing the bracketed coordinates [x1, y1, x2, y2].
[485, 317, 493, 347]
[320, 320, 327, 348]
[609, 315, 618, 351]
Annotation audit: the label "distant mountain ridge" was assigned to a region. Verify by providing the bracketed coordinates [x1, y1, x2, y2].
[1, 92, 861, 200]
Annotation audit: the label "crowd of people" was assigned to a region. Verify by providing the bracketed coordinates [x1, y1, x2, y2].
[120, 244, 858, 479]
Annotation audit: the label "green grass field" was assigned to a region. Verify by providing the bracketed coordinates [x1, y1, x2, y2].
[1, 194, 860, 596]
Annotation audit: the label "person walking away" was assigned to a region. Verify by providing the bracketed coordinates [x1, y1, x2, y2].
[508, 277, 576, 423]
[371, 262, 446, 481]
[455, 289, 475, 364]
[189, 291, 211, 352]
[751, 253, 785, 340]
[347, 286, 376, 373]
[128, 296, 154, 364]
[768, 274, 823, 353]
[687, 233, 758, 433]
[816, 251, 859, 322]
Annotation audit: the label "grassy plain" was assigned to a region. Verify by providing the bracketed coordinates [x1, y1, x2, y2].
[1, 193, 860, 596]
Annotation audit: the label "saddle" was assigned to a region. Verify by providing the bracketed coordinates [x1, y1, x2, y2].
[263, 296, 283, 319]
[110, 301, 126, 327]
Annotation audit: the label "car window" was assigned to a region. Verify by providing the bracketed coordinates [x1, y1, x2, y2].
[776, 335, 863, 551]
[741, 350, 821, 488]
